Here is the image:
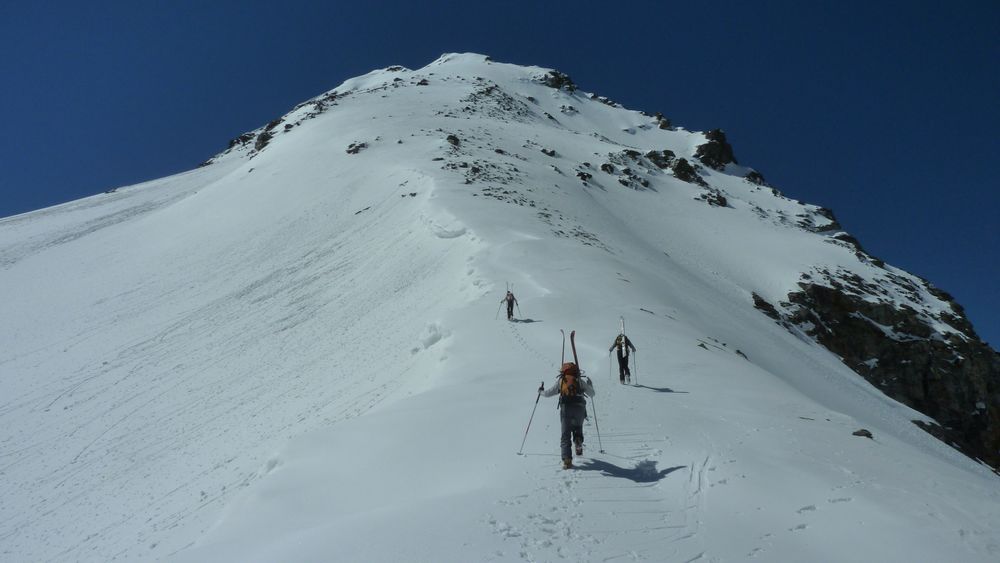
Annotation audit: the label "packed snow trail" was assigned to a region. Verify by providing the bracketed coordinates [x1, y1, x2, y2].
[175, 287, 999, 562]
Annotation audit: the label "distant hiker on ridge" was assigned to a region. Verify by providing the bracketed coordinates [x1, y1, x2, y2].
[540, 361, 595, 469]
[609, 333, 636, 384]
[502, 290, 518, 321]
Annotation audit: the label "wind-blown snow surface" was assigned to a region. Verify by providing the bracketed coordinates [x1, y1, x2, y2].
[1, 53, 997, 561]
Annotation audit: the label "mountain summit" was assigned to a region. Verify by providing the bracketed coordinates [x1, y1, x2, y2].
[2, 53, 998, 561]
[209, 52, 999, 470]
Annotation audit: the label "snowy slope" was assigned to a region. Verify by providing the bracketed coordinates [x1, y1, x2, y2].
[1, 53, 997, 562]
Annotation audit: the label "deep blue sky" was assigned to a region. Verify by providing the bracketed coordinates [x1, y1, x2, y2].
[2, 1, 997, 346]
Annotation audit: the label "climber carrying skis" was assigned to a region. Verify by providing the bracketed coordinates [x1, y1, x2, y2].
[502, 290, 518, 321]
[540, 334, 596, 469]
[609, 332, 636, 384]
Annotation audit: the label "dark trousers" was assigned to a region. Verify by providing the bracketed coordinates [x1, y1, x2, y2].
[506, 302, 514, 319]
[616, 353, 631, 381]
[560, 402, 587, 460]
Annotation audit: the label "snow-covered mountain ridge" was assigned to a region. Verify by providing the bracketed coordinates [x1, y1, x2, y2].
[1, 52, 997, 561]
[207, 51, 999, 469]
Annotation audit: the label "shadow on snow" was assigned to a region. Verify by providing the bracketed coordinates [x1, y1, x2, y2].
[575, 459, 685, 483]
[510, 318, 542, 324]
[632, 384, 688, 393]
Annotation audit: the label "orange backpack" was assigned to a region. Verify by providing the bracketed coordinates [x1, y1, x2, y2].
[559, 362, 581, 397]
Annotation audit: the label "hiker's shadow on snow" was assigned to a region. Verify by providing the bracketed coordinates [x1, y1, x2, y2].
[633, 384, 687, 393]
[576, 459, 685, 483]
[511, 318, 541, 324]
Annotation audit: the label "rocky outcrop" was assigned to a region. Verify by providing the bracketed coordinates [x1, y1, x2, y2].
[671, 158, 708, 187]
[694, 129, 738, 170]
[538, 70, 577, 92]
[645, 149, 675, 169]
[762, 272, 1000, 471]
[745, 170, 767, 185]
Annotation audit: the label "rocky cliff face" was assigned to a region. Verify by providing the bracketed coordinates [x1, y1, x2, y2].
[757, 259, 1000, 471]
[686, 125, 1000, 472]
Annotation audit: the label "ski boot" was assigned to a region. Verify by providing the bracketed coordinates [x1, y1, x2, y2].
[563, 458, 573, 469]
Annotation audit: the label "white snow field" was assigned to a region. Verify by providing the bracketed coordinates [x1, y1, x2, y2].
[1, 53, 997, 562]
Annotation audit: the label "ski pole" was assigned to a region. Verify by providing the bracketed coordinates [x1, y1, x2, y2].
[495, 300, 503, 320]
[589, 388, 604, 454]
[516, 302, 522, 317]
[633, 350, 638, 385]
[518, 383, 544, 455]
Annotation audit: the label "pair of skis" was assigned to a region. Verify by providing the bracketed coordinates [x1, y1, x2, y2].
[614, 316, 637, 385]
[495, 282, 521, 320]
[518, 329, 604, 456]
[559, 329, 603, 455]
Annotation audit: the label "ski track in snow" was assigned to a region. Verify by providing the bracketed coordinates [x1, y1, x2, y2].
[492, 320, 707, 561]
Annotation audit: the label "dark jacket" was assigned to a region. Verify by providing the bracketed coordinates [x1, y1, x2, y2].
[609, 335, 636, 356]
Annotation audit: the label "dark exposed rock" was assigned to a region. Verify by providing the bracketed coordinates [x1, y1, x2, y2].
[753, 292, 781, 321]
[459, 83, 532, 122]
[745, 170, 767, 185]
[254, 131, 273, 151]
[600, 163, 615, 174]
[228, 132, 255, 150]
[831, 232, 864, 252]
[645, 150, 676, 169]
[346, 142, 368, 154]
[654, 112, 672, 129]
[853, 429, 874, 439]
[589, 94, 620, 107]
[814, 207, 842, 231]
[671, 158, 707, 187]
[783, 280, 1000, 470]
[446, 134, 460, 147]
[694, 129, 738, 170]
[416, 78, 430, 86]
[541, 148, 556, 157]
[611, 165, 650, 190]
[698, 191, 728, 207]
[576, 171, 593, 182]
[539, 70, 577, 92]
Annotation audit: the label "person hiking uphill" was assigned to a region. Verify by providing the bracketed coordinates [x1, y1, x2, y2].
[539, 362, 595, 469]
[609, 333, 636, 384]
[502, 290, 518, 321]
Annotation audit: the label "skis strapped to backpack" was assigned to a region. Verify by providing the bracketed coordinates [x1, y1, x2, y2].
[557, 330, 584, 407]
